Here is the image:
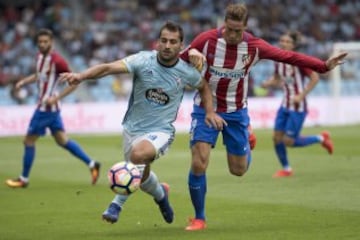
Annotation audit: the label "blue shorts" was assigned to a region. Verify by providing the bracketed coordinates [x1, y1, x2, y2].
[274, 106, 306, 138]
[27, 110, 65, 136]
[190, 105, 250, 156]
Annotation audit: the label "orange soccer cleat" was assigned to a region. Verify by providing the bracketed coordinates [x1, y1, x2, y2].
[185, 218, 207, 231]
[321, 131, 333, 154]
[5, 178, 29, 188]
[248, 125, 257, 150]
[272, 169, 293, 178]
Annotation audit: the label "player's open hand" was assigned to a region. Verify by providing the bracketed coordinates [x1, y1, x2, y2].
[325, 52, 347, 70]
[205, 112, 227, 130]
[59, 72, 83, 85]
[189, 48, 206, 72]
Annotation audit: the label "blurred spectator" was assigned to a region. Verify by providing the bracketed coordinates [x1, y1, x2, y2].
[1, 0, 360, 104]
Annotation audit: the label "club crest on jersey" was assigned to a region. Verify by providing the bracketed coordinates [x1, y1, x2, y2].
[145, 88, 169, 106]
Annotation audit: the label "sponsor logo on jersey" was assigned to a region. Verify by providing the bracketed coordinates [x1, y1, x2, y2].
[209, 66, 245, 79]
[145, 88, 170, 105]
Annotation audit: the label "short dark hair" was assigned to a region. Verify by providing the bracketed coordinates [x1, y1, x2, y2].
[36, 28, 54, 40]
[158, 21, 184, 42]
[287, 31, 302, 48]
[225, 3, 249, 25]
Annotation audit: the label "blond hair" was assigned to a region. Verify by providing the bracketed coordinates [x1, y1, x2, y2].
[225, 3, 248, 25]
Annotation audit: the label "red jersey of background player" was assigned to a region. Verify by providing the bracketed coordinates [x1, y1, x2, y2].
[181, 27, 328, 113]
[274, 62, 313, 112]
[35, 51, 69, 112]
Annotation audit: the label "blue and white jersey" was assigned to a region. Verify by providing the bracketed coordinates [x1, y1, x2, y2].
[122, 50, 202, 135]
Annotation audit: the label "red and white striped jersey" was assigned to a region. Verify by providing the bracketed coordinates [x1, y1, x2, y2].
[181, 28, 328, 113]
[275, 62, 313, 112]
[35, 51, 69, 112]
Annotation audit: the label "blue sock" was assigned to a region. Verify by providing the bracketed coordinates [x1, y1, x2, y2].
[22, 145, 35, 178]
[275, 142, 289, 169]
[188, 171, 206, 220]
[62, 140, 92, 165]
[293, 136, 321, 147]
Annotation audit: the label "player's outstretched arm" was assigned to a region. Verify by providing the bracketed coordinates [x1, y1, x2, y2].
[325, 52, 348, 71]
[60, 59, 128, 85]
[15, 74, 37, 90]
[258, 38, 347, 73]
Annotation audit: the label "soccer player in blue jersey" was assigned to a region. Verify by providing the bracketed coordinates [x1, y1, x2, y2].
[5, 29, 100, 188]
[262, 31, 334, 178]
[60, 21, 225, 224]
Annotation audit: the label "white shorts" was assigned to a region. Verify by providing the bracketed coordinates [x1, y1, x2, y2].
[123, 129, 174, 161]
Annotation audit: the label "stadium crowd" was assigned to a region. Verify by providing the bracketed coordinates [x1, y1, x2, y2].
[1, 0, 359, 104]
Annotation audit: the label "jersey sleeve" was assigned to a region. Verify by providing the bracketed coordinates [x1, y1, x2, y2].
[255, 38, 328, 73]
[55, 55, 70, 73]
[180, 30, 212, 62]
[122, 52, 145, 73]
[185, 66, 202, 89]
[299, 67, 314, 77]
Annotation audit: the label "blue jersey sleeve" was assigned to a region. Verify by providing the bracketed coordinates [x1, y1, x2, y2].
[123, 51, 147, 73]
[185, 64, 202, 89]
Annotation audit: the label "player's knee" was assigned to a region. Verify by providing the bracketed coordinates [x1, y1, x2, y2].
[55, 138, 68, 147]
[23, 137, 36, 146]
[130, 148, 153, 165]
[283, 136, 295, 146]
[191, 156, 208, 174]
[229, 166, 247, 176]
[272, 135, 282, 144]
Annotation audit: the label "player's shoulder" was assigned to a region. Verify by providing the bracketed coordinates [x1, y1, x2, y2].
[242, 31, 259, 42]
[128, 50, 157, 64]
[50, 51, 67, 62]
[177, 59, 201, 79]
[178, 58, 196, 71]
[136, 50, 157, 58]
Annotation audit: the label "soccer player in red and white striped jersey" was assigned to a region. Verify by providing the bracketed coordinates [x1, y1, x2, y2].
[5, 29, 100, 188]
[261, 31, 333, 178]
[181, 3, 346, 230]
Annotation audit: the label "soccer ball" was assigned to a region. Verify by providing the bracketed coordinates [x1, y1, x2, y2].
[107, 161, 141, 195]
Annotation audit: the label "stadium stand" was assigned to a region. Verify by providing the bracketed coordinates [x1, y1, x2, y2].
[1, 0, 359, 105]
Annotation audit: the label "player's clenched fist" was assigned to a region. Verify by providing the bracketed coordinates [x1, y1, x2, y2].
[60, 72, 83, 85]
[189, 48, 206, 72]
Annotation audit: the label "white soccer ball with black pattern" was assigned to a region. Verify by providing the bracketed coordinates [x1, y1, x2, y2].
[107, 161, 141, 195]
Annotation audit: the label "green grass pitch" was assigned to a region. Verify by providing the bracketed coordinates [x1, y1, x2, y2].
[1, 125, 359, 240]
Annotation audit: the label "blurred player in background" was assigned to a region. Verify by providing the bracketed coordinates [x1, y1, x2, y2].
[261, 31, 333, 178]
[5, 29, 100, 188]
[60, 21, 225, 224]
[181, 3, 347, 230]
